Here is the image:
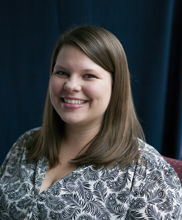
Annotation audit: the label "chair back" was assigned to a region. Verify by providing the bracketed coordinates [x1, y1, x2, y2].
[163, 156, 182, 185]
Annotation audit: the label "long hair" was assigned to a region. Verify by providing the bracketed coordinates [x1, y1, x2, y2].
[26, 26, 145, 168]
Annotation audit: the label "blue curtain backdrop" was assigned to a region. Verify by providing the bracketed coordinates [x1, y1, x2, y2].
[0, 0, 182, 165]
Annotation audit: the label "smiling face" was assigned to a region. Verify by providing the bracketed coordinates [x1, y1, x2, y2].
[49, 45, 112, 129]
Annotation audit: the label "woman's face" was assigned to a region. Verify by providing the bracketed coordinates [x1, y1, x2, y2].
[49, 45, 112, 128]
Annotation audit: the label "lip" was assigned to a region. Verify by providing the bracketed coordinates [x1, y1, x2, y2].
[61, 96, 88, 109]
[61, 96, 87, 101]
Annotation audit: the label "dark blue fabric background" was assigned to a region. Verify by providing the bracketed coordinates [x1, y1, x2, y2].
[0, 0, 182, 165]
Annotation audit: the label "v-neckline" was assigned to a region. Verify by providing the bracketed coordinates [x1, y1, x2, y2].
[35, 157, 86, 195]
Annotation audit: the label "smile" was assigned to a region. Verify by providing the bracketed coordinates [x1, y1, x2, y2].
[63, 98, 87, 104]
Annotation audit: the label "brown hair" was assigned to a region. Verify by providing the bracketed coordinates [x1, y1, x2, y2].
[26, 25, 145, 168]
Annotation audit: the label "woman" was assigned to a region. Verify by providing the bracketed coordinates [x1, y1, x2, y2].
[0, 26, 181, 219]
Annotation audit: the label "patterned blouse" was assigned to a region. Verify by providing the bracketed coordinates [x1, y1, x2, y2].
[0, 129, 182, 220]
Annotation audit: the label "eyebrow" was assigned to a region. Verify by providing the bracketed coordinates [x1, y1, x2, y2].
[53, 65, 67, 71]
[53, 65, 100, 74]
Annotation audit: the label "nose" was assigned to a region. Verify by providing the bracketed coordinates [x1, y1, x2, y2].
[63, 77, 81, 93]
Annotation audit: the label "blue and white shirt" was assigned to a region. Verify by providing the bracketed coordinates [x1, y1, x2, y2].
[0, 129, 182, 219]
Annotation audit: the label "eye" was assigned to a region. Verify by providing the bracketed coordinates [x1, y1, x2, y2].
[84, 74, 96, 78]
[56, 71, 69, 76]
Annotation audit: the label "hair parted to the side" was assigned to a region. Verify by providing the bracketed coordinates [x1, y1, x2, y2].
[26, 25, 145, 169]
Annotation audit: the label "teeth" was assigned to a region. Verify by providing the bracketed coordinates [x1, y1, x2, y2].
[64, 99, 85, 104]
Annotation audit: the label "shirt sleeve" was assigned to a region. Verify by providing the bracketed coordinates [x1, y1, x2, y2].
[0, 128, 39, 219]
[127, 143, 182, 219]
[0, 128, 39, 179]
[0, 138, 24, 219]
[0, 143, 18, 179]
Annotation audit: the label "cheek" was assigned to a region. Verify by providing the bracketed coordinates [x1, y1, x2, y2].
[86, 81, 112, 105]
[49, 77, 63, 96]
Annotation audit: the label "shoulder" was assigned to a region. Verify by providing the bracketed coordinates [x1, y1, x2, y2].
[139, 138, 163, 160]
[7, 127, 40, 155]
[11, 127, 41, 159]
[137, 139, 181, 188]
[138, 138, 171, 168]
[16, 127, 41, 146]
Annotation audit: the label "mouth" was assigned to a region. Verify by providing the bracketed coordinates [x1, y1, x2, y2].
[62, 98, 88, 104]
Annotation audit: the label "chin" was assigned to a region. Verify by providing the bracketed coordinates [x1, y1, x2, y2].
[61, 117, 83, 126]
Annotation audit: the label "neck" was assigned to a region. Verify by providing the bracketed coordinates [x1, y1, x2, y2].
[59, 123, 101, 161]
[65, 123, 100, 146]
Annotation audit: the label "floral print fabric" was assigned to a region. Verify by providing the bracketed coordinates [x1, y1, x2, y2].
[0, 129, 182, 220]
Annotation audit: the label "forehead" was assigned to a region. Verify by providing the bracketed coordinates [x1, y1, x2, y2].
[56, 44, 85, 60]
[54, 45, 102, 72]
